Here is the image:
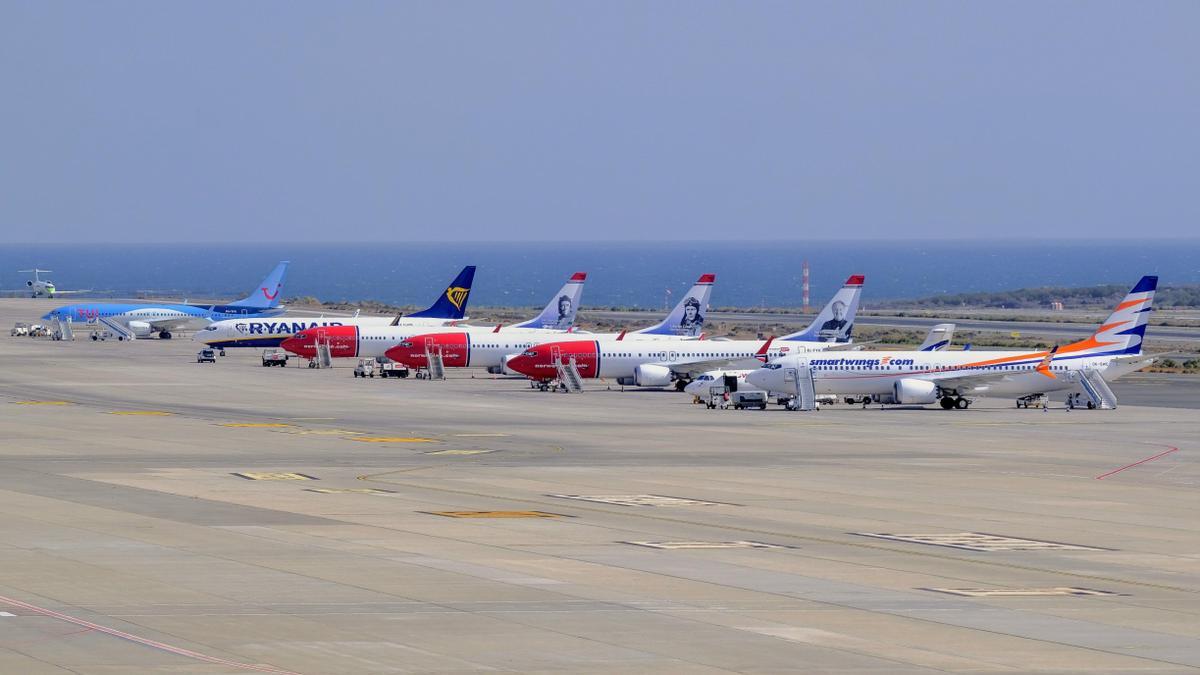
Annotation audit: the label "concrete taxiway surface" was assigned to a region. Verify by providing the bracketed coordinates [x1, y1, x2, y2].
[1, 300, 1198, 673]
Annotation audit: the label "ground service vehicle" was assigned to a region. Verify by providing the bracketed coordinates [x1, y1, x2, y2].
[731, 391, 769, 410]
[353, 358, 376, 378]
[378, 360, 409, 378]
[261, 350, 289, 367]
[197, 348, 217, 363]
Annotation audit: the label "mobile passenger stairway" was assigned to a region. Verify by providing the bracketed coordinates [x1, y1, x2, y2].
[424, 349, 446, 381]
[783, 365, 818, 411]
[96, 316, 136, 341]
[1077, 368, 1118, 410]
[555, 357, 584, 393]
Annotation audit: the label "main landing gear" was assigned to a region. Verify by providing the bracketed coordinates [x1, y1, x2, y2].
[939, 396, 970, 410]
[159, 331, 173, 340]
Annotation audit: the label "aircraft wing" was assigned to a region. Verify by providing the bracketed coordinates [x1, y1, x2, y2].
[661, 356, 762, 379]
[146, 317, 201, 332]
[49, 289, 91, 295]
[922, 369, 1033, 395]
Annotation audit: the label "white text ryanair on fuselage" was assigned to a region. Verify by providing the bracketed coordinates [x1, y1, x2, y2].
[236, 321, 345, 335]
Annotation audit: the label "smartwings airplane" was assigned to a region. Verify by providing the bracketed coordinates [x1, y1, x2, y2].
[746, 276, 1159, 410]
[683, 323, 956, 400]
[195, 266, 477, 349]
[42, 262, 289, 339]
[505, 275, 866, 389]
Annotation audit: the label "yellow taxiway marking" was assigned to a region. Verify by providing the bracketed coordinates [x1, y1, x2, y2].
[306, 488, 394, 495]
[220, 422, 293, 428]
[14, 401, 72, 405]
[278, 428, 365, 436]
[427, 510, 562, 519]
[349, 437, 437, 443]
[233, 472, 316, 481]
[425, 449, 494, 456]
[109, 410, 173, 416]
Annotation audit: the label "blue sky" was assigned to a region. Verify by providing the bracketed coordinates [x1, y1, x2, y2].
[2, 1, 1197, 242]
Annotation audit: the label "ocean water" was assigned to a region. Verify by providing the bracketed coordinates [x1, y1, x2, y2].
[3, 242, 1197, 309]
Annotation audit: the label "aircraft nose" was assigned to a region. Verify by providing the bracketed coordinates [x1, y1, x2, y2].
[384, 342, 422, 367]
[745, 370, 770, 390]
[280, 336, 307, 356]
[506, 353, 538, 377]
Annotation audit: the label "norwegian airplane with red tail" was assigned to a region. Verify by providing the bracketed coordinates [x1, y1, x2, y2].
[383, 273, 719, 373]
[505, 275, 865, 390]
[280, 271, 588, 360]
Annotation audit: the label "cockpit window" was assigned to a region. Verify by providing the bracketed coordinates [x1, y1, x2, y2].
[522, 350, 538, 357]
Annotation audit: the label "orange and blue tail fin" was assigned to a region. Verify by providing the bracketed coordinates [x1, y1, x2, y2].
[1059, 276, 1156, 357]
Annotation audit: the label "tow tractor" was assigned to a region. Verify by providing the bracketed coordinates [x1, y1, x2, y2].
[10, 323, 29, 337]
[1016, 393, 1047, 409]
[353, 358, 376, 378]
[261, 349, 289, 367]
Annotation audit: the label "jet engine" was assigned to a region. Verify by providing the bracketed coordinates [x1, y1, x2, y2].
[126, 321, 154, 338]
[492, 354, 520, 375]
[893, 378, 938, 405]
[632, 364, 673, 388]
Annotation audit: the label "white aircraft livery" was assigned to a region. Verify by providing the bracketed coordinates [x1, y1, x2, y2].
[746, 276, 1158, 410]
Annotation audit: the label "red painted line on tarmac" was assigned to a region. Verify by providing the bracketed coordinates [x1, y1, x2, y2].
[0, 594, 298, 674]
[1095, 446, 1180, 480]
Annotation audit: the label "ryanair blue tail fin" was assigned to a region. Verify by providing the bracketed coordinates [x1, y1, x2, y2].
[781, 274, 863, 342]
[408, 266, 476, 319]
[229, 261, 289, 308]
[514, 272, 586, 329]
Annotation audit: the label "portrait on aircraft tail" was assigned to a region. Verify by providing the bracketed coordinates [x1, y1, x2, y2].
[818, 300, 851, 341]
[678, 297, 705, 336]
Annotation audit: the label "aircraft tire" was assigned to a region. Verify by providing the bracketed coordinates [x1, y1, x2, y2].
[954, 397, 969, 410]
[940, 397, 956, 410]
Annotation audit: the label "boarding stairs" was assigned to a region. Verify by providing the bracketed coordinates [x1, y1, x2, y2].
[97, 316, 137, 341]
[425, 349, 446, 381]
[556, 357, 584, 393]
[54, 317, 73, 341]
[784, 365, 817, 411]
[1078, 368, 1118, 410]
[315, 339, 333, 369]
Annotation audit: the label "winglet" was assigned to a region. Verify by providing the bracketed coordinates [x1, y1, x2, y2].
[493, 324, 502, 333]
[755, 336, 775, 361]
[1036, 345, 1059, 379]
[616, 329, 627, 341]
[390, 314, 403, 327]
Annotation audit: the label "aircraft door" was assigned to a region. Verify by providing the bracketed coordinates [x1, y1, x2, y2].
[550, 345, 562, 365]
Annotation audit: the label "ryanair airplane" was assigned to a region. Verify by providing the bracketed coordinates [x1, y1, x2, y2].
[195, 266, 476, 349]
